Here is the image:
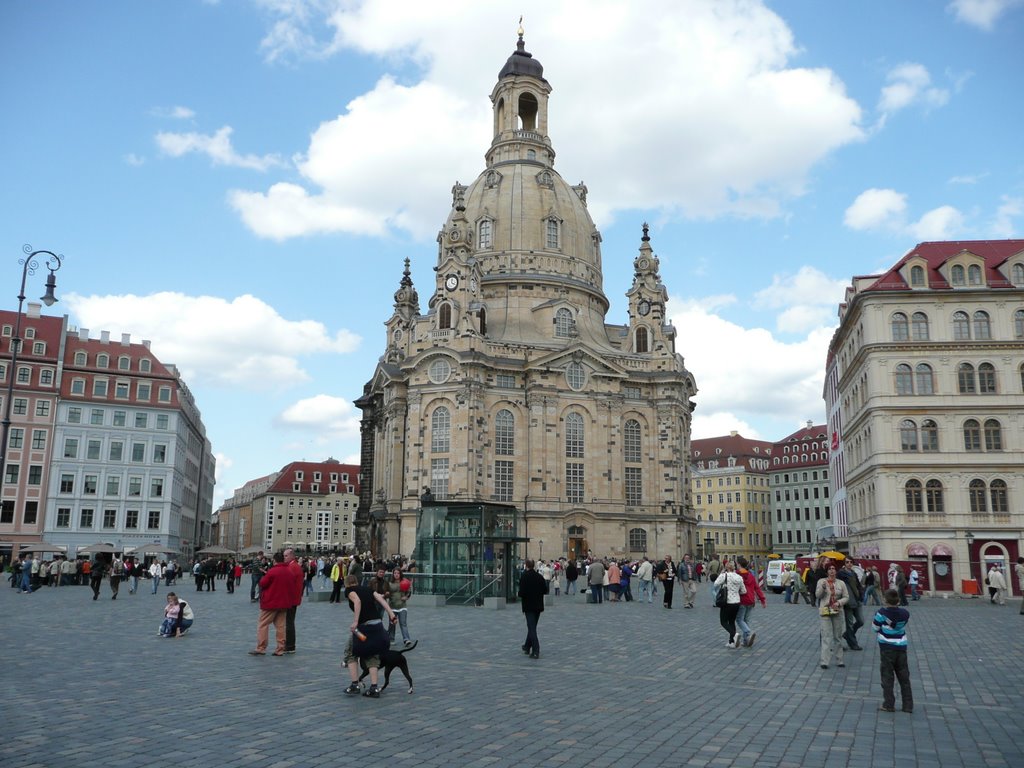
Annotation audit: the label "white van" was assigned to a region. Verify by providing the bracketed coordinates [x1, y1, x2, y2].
[765, 559, 796, 593]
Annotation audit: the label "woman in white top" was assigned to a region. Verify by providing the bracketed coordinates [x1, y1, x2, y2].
[815, 565, 850, 668]
[714, 560, 746, 648]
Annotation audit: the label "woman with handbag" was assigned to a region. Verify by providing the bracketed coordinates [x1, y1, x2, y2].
[815, 565, 849, 669]
[714, 560, 746, 648]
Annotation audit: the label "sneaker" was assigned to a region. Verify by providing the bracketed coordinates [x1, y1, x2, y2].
[747, 632, 756, 648]
[727, 641, 735, 648]
[404, 640, 415, 648]
[879, 706, 895, 712]
[733, 633, 741, 646]
[363, 685, 380, 698]
[344, 683, 362, 696]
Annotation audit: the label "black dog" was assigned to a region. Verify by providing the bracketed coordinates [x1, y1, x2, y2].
[358, 640, 417, 693]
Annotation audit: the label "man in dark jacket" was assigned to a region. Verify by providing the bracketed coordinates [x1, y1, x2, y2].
[838, 561, 864, 650]
[518, 559, 548, 659]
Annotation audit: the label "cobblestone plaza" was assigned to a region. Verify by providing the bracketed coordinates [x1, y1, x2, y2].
[1, 580, 1021, 767]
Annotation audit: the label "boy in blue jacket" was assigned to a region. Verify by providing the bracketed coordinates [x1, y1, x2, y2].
[872, 588, 913, 713]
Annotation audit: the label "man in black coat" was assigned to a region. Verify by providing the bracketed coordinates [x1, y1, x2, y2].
[518, 559, 548, 659]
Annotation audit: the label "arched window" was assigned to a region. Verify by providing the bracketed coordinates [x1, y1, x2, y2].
[635, 327, 649, 353]
[969, 479, 987, 513]
[438, 303, 452, 330]
[1015, 309, 1024, 339]
[911, 312, 929, 340]
[118, 355, 130, 370]
[910, 265, 925, 287]
[952, 311, 970, 340]
[899, 420, 918, 451]
[895, 364, 914, 395]
[915, 363, 934, 394]
[990, 479, 1009, 513]
[891, 312, 909, 341]
[968, 264, 982, 285]
[963, 419, 981, 451]
[925, 479, 944, 513]
[545, 218, 560, 249]
[921, 420, 939, 452]
[628, 528, 647, 552]
[624, 419, 641, 463]
[478, 219, 492, 249]
[951, 264, 966, 286]
[74, 351, 87, 366]
[96, 353, 109, 368]
[478, 307, 487, 336]
[565, 362, 585, 390]
[973, 311, 991, 340]
[1013, 264, 1024, 285]
[554, 308, 573, 337]
[495, 409, 515, 455]
[958, 362, 977, 394]
[984, 419, 1002, 451]
[904, 480, 923, 513]
[978, 363, 996, 393]
[565, 412, 584, 458]
[431, 407, 450, 453]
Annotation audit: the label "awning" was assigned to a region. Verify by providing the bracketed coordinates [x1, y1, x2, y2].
[907, 543, 928, 557]
[931, 544, 954, 557]
[856, 545, 880, 558]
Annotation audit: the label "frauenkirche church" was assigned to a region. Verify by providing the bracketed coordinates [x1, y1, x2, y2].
[355, 31, 697, 561]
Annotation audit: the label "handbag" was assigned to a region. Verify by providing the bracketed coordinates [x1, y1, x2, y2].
[819, 604, 839, 616]
[657, 571, 667, 582]
[351, 621, 389, 658]
[714, 579, 729, 608]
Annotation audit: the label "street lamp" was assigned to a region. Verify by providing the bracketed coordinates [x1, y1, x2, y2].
[538, 538, 543, 561]
[0, 246, 63, 495]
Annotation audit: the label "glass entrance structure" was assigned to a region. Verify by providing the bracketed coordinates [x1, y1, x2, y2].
[411, 501, 527, 604]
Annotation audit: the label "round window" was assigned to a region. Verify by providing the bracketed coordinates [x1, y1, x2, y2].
[565, 362, 585, 390]
[428, 358, 452, 384]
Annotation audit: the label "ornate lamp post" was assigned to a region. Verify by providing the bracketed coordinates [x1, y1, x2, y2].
[0, 246, 63, 495]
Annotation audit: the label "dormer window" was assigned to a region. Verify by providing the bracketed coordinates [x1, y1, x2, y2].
[545, 218, 560, 249]
[968, 264, 982, 286]
[554, 308, 573, 337]
[97, 354, 109, 368]
[74, 351, 87, 366]
[951, 265, 966, 286]
[910, 265, 925, 287]
[1012, 263, 1024, 286]
[478, 219, 492, 249]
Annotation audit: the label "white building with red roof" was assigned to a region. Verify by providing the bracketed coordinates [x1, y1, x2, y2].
[826, 239, 1024, 594]
[261, 459, 360, 554]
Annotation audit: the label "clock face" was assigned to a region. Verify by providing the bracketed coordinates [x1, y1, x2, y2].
[638, 258, 649, 270]
[445, 275, 458, 291]
[638, 300, 651, 316]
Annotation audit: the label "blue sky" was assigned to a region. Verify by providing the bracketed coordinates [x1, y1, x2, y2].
[2, 0, 1022, 506]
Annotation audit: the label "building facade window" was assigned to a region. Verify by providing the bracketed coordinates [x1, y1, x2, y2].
[635, 326, 649, 353]
[545, 218, 560, 249]
[430, 458, 449, 499]
[925, 480, 944, 513]
[921, 419, 939, 452]
[900, 420, 918, 451]
[565, 462, 584, 503]
[973, 311, 991, 340]
[624, 466, 642, 505]
[431, 407, 450, 453]
[891, 312, 909, 341]
[494, 459, 513, 502]
[565, 363, 585, 390]
[1015, 309, 1024, 339]
[565, 412, 584, 458]
[969, 479, 987, 513]
[968, 264, 982, 285]
[478, 219, 492, 249]
[951, 265, 965, 286]
[494, 409, 514, 455]
[628, 527, 647, 551]
[554, 308, 573, 338]
[984, 419, 1002, 451]
[895, 364, 913, 395]
[624, 419, 641, 463]
[958, 363, 976, 394]
[80, 508, 93, 528]
[952, 311, 970, 340]
[978, 363, 996, 393]
[910, 265, 925, 286]
[990, 479, 1008, 513]
[915, 363, 934, 394]
[963, 419, 981, 451]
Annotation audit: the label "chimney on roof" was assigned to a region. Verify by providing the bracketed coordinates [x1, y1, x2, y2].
[26, 302, 41, 318]
[142, 340, 151, 349]
[79, 328, 89, 341]
[100, 331, 110, 344]
[806, 420, 813, 428]
[730, 430, 738, 437]
[120, 333, 130, 346]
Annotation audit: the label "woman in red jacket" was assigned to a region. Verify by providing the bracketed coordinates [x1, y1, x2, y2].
[735, 556, 767, 648]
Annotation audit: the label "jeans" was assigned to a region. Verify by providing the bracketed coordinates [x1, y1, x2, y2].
[784, 585, 793, 603]
[130, 576, 138, 593]
[20, 573, 32, 592]
[863, 585, 880, 605]
[151, 576, 159, 594]
[160, 617, 194, 636]
[879, 645, 913, 711]
[523, 610, 540, 655]
[566, 579, 576, 595]
[638, 580, 653, 602]
[588, 583, 603, 603]
[910, 584, 919, 600]
[620, 583, 633, 601]
[843, 604, 864, 648]
[388, 608, 411, 643]
[736, 604, 754, 643]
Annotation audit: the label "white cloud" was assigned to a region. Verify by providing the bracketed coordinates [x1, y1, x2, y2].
[234, 0, 864, 241]
[843, 188, 907, 231]
[123, 153, 145, 167]
[752, 266, 848, 334]
[948, 0, 1024, 30]
[991, 195, 1023, 237]
[878, 63, 950, 118]
[667, 296, 834, 431]
[908, 205, 965, 240]
[692, 412, 763, 441]
[151, 105, 196, 120]
[156, 126, 284, 171]
[948, 172, 989, 185]
[276, 394, 362, 444]
[843, 188, 966, 240]
[62, 292, 360, 390]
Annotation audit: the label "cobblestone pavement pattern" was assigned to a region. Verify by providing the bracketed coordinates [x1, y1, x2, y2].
[1, 579, 1022, 768]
